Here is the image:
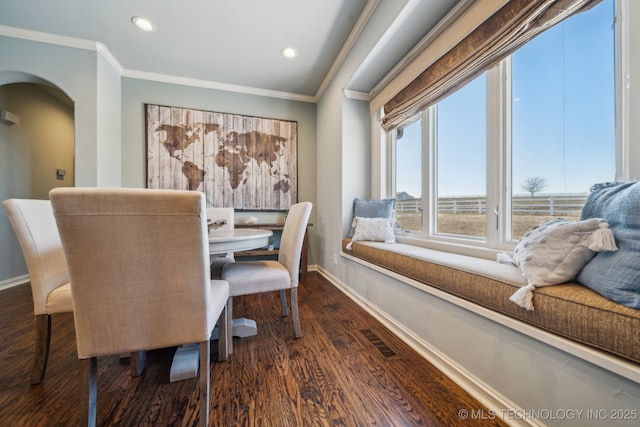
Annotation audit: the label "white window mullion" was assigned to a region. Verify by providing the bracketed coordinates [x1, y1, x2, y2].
[501, 58, 514, 245]
[425, 107, 437, 237]
[485, 64, 501, 248]
[616, 0, 630, 181]
[374, 109, 393, 199]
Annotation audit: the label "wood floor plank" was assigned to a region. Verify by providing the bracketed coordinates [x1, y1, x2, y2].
[0, 273, 507, 426]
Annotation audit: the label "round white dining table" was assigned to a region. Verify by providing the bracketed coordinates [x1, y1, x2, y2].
[208, 228, 272, 254]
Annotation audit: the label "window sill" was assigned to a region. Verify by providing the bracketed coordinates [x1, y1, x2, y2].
[395, 234, 507, 261]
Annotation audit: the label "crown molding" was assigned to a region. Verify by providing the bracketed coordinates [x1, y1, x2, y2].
[121, 69, 316, 103]
[96, 42, 123, 74]
[0, 24, 96, 50]
[1, 24, 317, 103]
[315, 0, 381, 100]
[343, 89, 370, 101]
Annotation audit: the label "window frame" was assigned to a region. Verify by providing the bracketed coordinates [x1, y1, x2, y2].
[383, 0, 623, 259]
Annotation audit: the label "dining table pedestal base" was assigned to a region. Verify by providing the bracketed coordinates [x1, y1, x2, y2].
[169, 228, 271, 382]
[209, 318, 257, 340]
[169, 344, 200, 382]
[169, 318, 258, 382]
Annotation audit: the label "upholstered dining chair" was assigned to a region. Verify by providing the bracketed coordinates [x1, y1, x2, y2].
[50, 188, 230, 427]
[207, 207, 235, 278]
[3, 199, 73, 385]
[222, 201, 312, 352]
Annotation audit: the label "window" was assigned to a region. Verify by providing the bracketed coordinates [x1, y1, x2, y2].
[510, 3, 616, 240]
[435, 74, 487, 239]
[391, 0, 616, 251]
[394, 116, 422, 232]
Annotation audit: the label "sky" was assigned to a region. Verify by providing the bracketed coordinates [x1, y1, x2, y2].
[396, 0, 615, 198]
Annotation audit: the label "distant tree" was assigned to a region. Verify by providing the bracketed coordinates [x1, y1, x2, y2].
[521, 177, 548, 196]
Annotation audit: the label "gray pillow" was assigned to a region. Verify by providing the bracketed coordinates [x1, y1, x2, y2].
[348, 198, 395, 237]
[577, 181, 640, 308]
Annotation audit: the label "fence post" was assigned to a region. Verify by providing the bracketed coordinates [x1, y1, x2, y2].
[549, 197, 554, 216]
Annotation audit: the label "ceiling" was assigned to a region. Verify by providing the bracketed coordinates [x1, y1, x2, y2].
[0, 0, 460, 100]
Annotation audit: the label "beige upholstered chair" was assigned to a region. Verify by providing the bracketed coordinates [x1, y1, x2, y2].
[2, 199, 73, 385]
[207, 207, 235, 278]
[50, 188, 229, 427]
[222, 201, 312, 352]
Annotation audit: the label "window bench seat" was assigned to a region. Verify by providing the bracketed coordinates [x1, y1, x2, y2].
[341, 238, 640, 370]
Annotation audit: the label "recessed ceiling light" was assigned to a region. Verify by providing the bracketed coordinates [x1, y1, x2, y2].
[132, 16, 155, 32]
[281, 47, 297, 58]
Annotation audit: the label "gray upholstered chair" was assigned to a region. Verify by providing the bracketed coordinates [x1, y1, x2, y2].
[3, 199, 73, 385]
[222, 201, 312, 352]
[50, 188, 230, 427]
[207, 207, 235, 278]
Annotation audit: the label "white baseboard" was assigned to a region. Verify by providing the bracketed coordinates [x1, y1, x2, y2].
[315, 265, 540, 427]
[0, 274, 29, 291]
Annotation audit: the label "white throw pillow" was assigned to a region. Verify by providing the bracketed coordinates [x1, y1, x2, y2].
[346, 217, 395, 250]
[499, 217, 617, 310]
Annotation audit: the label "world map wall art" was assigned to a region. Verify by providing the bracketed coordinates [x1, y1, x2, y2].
[145, 104, 297, 211]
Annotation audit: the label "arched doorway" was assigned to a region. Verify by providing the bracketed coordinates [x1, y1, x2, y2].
[0, 79, 75, 286]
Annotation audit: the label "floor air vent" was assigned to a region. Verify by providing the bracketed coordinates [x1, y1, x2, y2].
[360, 329, 396, 357]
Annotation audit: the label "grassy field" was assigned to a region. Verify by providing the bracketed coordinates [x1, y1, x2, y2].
[397, 212, 581, 240]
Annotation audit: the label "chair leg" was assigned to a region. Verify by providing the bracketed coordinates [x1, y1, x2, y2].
[80, 357, 98, 427]
[279, 289, 289, 317]
[199, 341, 210, 427]
[290, 288, 302, 338]
[32, 314, 51, 385]
[129, 351, 146, 376]
[217, 303, 228, 362]
[227, 297, 234, 354]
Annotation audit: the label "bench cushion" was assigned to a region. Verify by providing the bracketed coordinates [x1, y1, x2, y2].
[343, 238, 640, 365]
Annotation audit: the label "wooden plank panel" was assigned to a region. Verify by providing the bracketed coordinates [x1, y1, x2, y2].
[145, 104, 298, 210]
[202, 111, 215, 206]
[145, 104, 160, 189]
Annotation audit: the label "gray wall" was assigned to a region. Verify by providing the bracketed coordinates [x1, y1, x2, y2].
[316, 0, 407, 278]
[0, 33, 316, 280]
[120, 77, 318, 261]
[96, 54, 122, 187]
[0, 35, 121, 285]
[0, 36, 105, 187]
[314, 1, 640, 424]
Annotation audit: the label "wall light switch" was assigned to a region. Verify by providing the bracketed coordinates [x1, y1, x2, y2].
[56, 169, 66, 180]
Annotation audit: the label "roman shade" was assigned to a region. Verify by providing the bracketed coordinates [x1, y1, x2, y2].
[381, 0, 603, 130]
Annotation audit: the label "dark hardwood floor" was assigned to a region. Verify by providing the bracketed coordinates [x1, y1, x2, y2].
[0, 272, 506, 426]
